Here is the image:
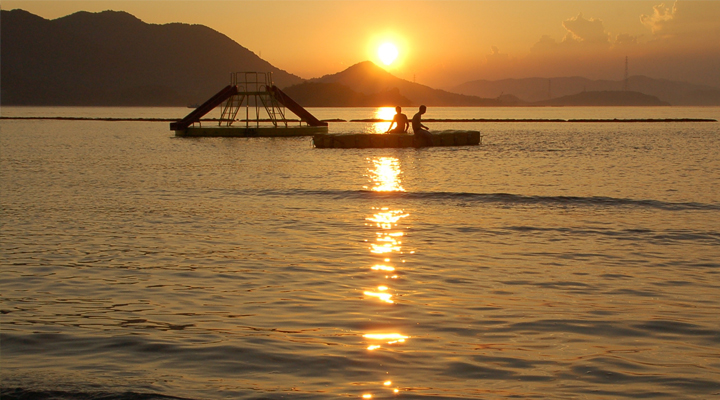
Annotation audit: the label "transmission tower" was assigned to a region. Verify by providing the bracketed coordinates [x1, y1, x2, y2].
[623, 56, 629, 91]
[548, 79, 552, 99]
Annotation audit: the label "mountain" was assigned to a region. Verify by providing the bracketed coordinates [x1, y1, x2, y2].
[4, 9, 706, 108]
[309, 61, 506, 106]
[533, 91, 669, 106]
[450, 76, 720, 106]
[0, 9, 303, 106]
[281, 82, 413, 107]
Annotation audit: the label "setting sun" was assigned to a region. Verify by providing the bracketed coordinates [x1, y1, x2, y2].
[377, 42, 398, 66]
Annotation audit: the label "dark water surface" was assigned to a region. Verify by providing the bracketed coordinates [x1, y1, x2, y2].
[2, 107, 719, 399]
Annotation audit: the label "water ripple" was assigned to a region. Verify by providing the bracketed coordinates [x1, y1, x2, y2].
[244, 188, 720, 211]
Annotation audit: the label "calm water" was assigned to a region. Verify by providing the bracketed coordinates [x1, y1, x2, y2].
[2, 107, 719, 399]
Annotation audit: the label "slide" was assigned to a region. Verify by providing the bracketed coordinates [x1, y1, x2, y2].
[170, 85, 239, 131]
[269, 86, 328, 127]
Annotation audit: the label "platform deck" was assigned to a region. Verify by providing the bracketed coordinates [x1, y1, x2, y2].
[175, 125, 328, 137]
[313, 130, 481, 148]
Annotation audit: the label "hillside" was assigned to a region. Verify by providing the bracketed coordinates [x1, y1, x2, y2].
[0, 9, 303, 106]
[4, 9, 713, 108]
[451, 76, 720, 106]
[310, 61, 505, 106]
[281, 82, 413, 107]
[533, 91, 669, 106]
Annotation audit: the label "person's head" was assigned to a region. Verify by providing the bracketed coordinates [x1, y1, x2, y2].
[396, 106, 402, 113]
[419, 105, 426, 114]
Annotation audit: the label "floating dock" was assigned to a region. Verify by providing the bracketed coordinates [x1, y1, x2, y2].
[171, 72, 328, 137]
[177, 125, 327, 138]
[313, 130, 481, 149]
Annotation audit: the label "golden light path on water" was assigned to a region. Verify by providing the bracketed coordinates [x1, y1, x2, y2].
[361, 156, 410, 398]
[364, 156, 405, 192]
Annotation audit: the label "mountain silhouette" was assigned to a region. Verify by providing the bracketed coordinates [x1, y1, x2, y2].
[310, 61, 502, 106]
[451, 76, 720, 106]
[4, 9, 713, 107]
[281, 82, 414, 107]
[1, 9, 303, 106]
[533, 91, 669, 106]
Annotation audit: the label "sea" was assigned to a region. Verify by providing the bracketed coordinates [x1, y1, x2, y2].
[1, 106, 719, 399]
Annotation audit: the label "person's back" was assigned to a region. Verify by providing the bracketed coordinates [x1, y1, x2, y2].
[412, 105, 432, 146]
[387, 107, 409, 133]
[396, 113, 409, 130]
[411, 112, 423, 133]
[413, 105, 429, 132]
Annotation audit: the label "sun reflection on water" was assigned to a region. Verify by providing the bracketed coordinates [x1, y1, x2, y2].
[364, 284, 394, 303]
[363, 333, 409, 351]
[367, 209, 408, 226]
[365, 209, 408, 270]
[366, 157, 405, 192]
[359, 157, 412, 397]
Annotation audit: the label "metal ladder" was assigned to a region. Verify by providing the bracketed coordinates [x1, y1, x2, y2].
[219, 93, 246, 126]
[259, 93, 288, 127]
[218, 72, 289, 128]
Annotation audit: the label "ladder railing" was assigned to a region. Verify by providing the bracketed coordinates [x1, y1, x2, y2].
[219, 93, 246, 126]
[224, 72, 289, 128]
[258, 92, 288, 127]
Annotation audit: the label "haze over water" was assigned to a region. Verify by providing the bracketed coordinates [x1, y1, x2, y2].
[1, 107, 719, 399]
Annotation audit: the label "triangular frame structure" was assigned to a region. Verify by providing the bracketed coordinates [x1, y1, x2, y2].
[171, 72, 327, 136]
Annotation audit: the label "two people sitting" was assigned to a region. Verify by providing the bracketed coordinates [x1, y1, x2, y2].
[386, 105, 433, 146]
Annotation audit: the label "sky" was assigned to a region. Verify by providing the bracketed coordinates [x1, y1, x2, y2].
[4, 1, 720, 88]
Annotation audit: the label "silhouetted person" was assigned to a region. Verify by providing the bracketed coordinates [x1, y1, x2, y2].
[386, 106, 409, 133]
[412, 105, 433, 146]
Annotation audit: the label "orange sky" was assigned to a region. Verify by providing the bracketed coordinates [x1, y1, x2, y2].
[4, 1, 719, 88]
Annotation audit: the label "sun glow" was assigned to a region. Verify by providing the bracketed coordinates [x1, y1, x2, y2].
[378, 42, 399, 66]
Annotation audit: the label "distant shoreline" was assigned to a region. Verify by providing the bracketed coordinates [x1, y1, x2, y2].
[2, 116, 717, 123]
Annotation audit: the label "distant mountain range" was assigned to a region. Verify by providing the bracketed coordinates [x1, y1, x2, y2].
[451, 76, 720, 106]
[533, 91, 669, 106]
[2, 9, 717, 107]
[303, 61, 511, 106]
[281, 82, 414, 107]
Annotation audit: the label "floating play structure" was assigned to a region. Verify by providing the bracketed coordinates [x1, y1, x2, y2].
[171, 72, 328, 137]
[313, 130, 482, 149]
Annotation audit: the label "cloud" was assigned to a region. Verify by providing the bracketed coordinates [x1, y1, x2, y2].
[614, 33, 639, 47]
[486, 46, 510, 65]
[474, 2, 719, 87]
[562, 13, 610, 45]
[641, 1, 720, 41]
[640, 2, 675, 35]
[530, 35, 560, 53]
[530, 13, 613, 53]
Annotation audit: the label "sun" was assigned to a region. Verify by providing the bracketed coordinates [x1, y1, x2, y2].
[378, 42, 399, 66]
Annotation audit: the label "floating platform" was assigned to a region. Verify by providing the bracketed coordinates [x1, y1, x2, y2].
[176, 125, 328, 138]
[313, 130, 481, 149]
